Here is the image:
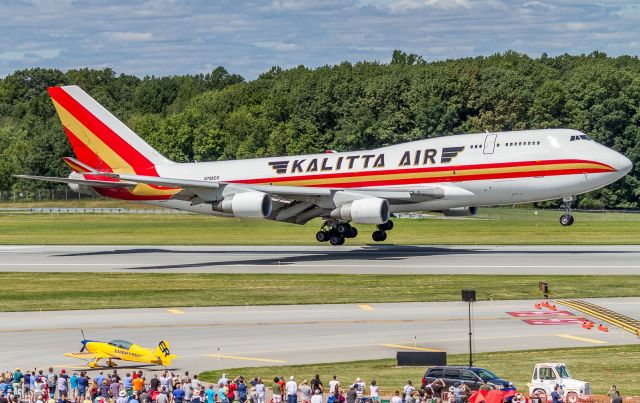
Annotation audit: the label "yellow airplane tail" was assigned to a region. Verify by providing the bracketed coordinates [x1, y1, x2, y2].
[155, 340, 177, 366]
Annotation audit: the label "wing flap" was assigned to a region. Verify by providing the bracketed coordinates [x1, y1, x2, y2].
[64, 351, 114, 360]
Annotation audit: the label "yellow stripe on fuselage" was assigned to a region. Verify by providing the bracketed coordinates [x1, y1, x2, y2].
[261, 162, 607, 187]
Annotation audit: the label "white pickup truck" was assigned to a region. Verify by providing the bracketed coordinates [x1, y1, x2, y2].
[528, 363, 592, 403]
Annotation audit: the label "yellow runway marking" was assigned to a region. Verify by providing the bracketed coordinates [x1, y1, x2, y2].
[167, 308, 185, 314]
[358, 304, 375, 311]
[207, 354, 287, 363]
[555, 334, 607, 344]
[381, 344, 444, 352]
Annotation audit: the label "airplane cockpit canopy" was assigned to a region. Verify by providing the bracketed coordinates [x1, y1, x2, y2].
[108, 339, 134, 349]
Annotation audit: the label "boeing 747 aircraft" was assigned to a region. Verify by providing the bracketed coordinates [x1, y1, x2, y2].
[17, 86, 633, 245]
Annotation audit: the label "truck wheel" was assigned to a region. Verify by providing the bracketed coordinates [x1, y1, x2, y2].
[533, 390, 547, 403]
[566, 392, 579, 403]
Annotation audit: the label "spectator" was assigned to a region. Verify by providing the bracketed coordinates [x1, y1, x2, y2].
[57, 370, 69, 401]
[133, 376, 145, 396]
[311, 376, 323, 395]
[286, 377, 298, 403]
[159, 372, 172, 393]
[404, 381, 415, 401]
[150, 376, 160, 392]
[608, 386, 618, 403]
[273, 378, 283, 403]
[447, 387, 455, 403]
[278, 377, 286, 402]
[70, 372, 78, 402]
[46, 368, 57, 399]
[227, 378, 237, 403]
[99, 380, 110, 400]
[311, 390, 323, 403]
[116, 390, 128, 403]
[329, 377, 339, 398]
[551, 385, 562, 403]
[406, 391, 416, 403]
[12, 368, 23, 398]
[612, 391, 622, 403]
[218, 374, 229, 388]
[110, 375, 121, 399]
[139, 387, 150, 403]
[300, 380, 312, 403]
[346, 387, 357, 403]
[255, 379, 265, 403]
[237, 377, 248, 403]
[130, 392, 140, 403]
[391, 391, 402, 403]
[370, 381, 379, 403]
[192, 376, 202, 392]
[124, 373, 133, 396]
[156, 388, 169, 403]
[351, 379, 365, 403]
[174, 383, 186, 403]
[218, 384, 229, 403]
[182, 373, 190, 385]
[205, 385, 216, 403]
[95, 373, 105, 389]
[428, 379, 445, 402]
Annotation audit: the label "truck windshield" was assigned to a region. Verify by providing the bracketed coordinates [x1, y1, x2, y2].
[471, 369, 499, 381]
[556, 365, 571, 378]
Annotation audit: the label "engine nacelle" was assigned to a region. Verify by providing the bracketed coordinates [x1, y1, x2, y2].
[330, 198, 390, 224]
[213, 191, 272, 218]
[442, 207, 478, 217]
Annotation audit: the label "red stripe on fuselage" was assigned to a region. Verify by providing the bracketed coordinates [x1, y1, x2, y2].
[49, 87, 158, 176]
[231, 159, 614, 186]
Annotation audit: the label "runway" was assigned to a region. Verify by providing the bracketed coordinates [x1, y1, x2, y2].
[1, 298, 638, 374]
[0, 245, 640, 274]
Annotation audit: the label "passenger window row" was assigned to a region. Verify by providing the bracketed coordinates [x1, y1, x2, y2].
[570, 135, 591, 141]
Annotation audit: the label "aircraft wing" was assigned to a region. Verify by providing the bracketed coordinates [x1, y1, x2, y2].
[64, 351, 115, 360]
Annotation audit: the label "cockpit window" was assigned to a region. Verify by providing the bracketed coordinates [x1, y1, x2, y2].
[570, 134, 592, 141]
[108, 339, 133, 349]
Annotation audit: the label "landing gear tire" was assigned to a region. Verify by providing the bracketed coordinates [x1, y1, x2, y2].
[372, 230, 387, 242]
[316, 231, 329, 242]
[336, 223, 351, 235]
[560, 214, 574, 226]
[347, 227, 358, 238]
[378, 220, 394, 231]
[329, 234, 345, 245]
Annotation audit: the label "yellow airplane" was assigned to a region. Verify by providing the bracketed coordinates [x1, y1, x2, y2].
[65, 332, 176, 368]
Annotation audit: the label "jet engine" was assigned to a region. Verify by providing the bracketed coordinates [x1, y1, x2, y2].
[442, 207, 478, 217]
[213, 191, 272, 218]
[330, 198, 390, 224]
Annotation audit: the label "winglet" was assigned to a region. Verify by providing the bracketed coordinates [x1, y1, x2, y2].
[63, 157, 97, 173]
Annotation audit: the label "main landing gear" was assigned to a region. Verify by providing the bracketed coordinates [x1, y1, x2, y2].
[316, 221, 358, 246]
[372, 220, 394, 242]
[560, 195, 575, 226]
[315, 220, 395, 245]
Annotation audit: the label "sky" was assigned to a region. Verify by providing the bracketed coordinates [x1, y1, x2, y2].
[2, 0, 640, 80]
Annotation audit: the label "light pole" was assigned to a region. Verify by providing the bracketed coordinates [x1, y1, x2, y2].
[461, 289, 476, 367]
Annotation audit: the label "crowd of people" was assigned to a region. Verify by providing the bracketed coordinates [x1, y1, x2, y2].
[0, 368, 623, 403]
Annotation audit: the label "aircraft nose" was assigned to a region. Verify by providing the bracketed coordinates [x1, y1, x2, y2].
[615, 153, 633, 174]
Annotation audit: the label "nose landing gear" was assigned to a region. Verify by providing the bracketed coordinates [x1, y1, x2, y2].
[560, 196, 575, 226]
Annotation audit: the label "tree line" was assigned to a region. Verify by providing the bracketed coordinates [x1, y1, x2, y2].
[0, 50, 638, 208]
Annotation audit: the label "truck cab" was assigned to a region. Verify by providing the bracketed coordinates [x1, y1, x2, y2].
[528, 363, 591, 403]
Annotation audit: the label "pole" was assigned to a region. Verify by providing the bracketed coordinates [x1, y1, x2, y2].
[468, 301, 473, 367]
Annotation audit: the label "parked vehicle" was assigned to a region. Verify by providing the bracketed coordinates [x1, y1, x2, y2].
[528, 363, 591, 403]
[421, 366, 511, 391]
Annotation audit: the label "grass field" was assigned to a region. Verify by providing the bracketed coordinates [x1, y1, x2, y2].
[199, 344, 640, 396]
[3, 273, 640, 312]
[0, 207, 639, 245]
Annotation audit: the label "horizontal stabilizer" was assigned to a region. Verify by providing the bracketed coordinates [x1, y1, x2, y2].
[14, 175, 135, 188]
[62, 157, 97, 173]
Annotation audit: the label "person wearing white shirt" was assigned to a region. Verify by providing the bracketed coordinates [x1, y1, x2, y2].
[286, 376, 298, 403]
[391, 391, 402, 403]
[311, 390, 323, 403]
[329, 376, 340, 397]
[219, 374, 229, 387]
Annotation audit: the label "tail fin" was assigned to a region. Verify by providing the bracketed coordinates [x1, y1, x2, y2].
[155, 340, 176, 366]
[48, 85, 172, 176]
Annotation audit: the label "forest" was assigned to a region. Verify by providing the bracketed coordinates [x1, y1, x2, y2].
[0, 50, 638, 208]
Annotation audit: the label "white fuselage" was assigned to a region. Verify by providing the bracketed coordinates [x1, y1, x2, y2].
[146, 128, 631, 216]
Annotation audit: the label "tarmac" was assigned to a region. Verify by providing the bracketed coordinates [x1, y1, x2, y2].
[1, 298, 638, 374]
[0, 245, 639, 274]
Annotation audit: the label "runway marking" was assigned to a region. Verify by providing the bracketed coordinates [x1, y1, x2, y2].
[381, 344, 444, 352]
[206, 354, 286, 363]
[555, 334, 607, 344]
[167, 308, 185, 315]
[358, 304, 375, 311]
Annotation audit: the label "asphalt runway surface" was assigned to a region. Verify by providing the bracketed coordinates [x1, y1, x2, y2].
[0, 245, 639, 274]
[1, 298, 638, 375]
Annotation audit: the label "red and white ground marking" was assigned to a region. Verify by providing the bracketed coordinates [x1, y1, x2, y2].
[507, 310, 575, 317]
[522, 317, 587, 326]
